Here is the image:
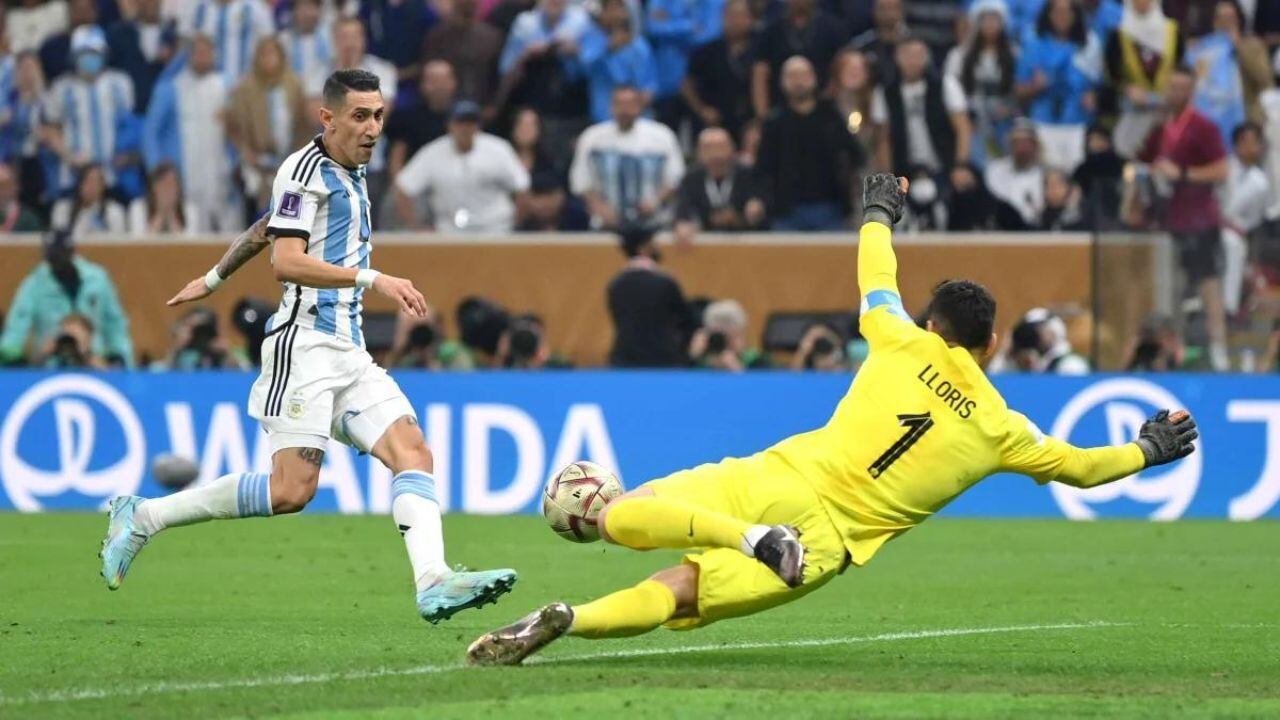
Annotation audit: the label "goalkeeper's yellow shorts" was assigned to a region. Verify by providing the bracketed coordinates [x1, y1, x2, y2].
[646, 451, 848, 630]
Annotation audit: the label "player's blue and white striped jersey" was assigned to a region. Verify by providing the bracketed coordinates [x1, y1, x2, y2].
[264, 137, 373, 347]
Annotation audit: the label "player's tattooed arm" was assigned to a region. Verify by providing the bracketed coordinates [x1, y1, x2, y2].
[297, 447, 325, 467]
[166, 216, 272, 307]
[214, 215, 272, 279]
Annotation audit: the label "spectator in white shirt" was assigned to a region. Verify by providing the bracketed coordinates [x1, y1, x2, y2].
[1221, 121, 1270, 315]
[393, 100, 530, 234]
[143, 34, 240, 232]
[985, 119, 1046, 229]
[569, 84, 685, 231]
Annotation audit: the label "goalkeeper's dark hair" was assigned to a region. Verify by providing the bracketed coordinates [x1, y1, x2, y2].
[925, 280, 996, 351]
[323, 69, 381, 109]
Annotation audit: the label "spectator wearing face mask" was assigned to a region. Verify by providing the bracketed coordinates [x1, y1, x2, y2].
[872, 37, 975, 221]
[41, 26, 136, 196]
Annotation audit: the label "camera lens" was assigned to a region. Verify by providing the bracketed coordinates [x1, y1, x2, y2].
[706, 331, 728, 355]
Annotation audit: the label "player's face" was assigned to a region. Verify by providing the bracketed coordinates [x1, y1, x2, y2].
[327, 90, 386, 166]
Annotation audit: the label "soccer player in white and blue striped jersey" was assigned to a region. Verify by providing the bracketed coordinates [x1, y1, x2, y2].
[100, 69, 517, 624]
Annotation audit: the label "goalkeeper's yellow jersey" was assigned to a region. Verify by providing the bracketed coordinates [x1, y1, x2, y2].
[769, 222, 1145, 566]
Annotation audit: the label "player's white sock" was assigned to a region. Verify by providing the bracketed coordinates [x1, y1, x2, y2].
[392, 471, 450, 591]
[132, 473, 272, 535]
[740, 525, 770, 557]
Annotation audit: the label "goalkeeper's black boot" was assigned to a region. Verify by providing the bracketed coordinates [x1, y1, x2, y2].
[467, 602, 573, 666]
[753, 525, 806, 588]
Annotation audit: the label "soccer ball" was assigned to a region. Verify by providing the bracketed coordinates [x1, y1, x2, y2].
[542, 461, 624, 543]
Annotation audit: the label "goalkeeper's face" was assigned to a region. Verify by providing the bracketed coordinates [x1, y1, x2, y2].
[324, 90, 386, 166]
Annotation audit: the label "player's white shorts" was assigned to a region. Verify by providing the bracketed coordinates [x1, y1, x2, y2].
[248, 324, 415, 455]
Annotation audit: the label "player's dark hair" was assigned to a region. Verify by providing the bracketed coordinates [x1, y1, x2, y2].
[926, 280, 996, 351]
[323, 69, 380, 109]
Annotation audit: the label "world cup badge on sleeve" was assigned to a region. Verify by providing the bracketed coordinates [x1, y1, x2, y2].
[279, 191, 303, 219]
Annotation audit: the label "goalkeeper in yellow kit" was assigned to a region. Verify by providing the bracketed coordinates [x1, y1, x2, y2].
[467, 175, 1200, 666]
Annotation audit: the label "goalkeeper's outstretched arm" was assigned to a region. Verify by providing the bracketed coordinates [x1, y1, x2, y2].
[858, 174, 908, 303]
[1009, 410, 1199, 488]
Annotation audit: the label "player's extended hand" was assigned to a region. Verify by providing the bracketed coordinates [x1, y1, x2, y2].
[167, 276, 215, 307]
[1135, 409, 1198, 468]
[373, 274, 428, 317]
[862, 173, 908, 226]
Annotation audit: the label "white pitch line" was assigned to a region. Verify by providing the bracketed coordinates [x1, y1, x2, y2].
[0, 621, 1119, 707]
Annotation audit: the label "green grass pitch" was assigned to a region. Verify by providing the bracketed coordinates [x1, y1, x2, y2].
[1, 514, 1278, 719]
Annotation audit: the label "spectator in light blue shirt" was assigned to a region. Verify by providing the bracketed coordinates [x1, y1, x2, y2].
[0, 230, 133, 367]
[1014, 0, 1098, 170]
[582, 0, 658, 123]
[498, 0, 593, 76]
[646, 0, 724, 123]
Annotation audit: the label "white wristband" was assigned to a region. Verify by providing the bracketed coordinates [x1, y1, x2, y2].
[203, 267, 223, 290]
[355, 269, 381, 289]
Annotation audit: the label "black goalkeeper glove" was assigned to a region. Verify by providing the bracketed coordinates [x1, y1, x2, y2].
[1135, 409, 1198, 468]
[862, 173, 907, 227]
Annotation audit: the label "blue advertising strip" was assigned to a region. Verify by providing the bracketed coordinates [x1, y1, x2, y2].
[0, 371, 1277, 519]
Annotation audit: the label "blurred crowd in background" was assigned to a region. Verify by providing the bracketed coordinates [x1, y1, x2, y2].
[3, 0, 1280, 372]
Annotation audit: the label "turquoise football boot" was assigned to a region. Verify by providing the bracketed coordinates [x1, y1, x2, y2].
[417, 568, 518, 624]
[99, 496, 150, 590]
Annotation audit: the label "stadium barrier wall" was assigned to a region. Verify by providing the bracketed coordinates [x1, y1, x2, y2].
[1, 370, 1276, 520]
[0, 232, 1160, 368]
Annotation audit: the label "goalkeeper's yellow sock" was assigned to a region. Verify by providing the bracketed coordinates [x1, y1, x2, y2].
[569, 580, 677, 638]
[603, 495, 754, 553]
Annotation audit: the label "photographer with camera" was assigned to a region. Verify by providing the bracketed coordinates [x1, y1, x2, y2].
[162, 307, 250, 371]
[1, 230, 133, 367]
[496, 314, 571, 370]
[689, 299, 770, 371]
[42, 314, 103, 369]
[385, 307, 476, 371]
[790, 324, 850, 371]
